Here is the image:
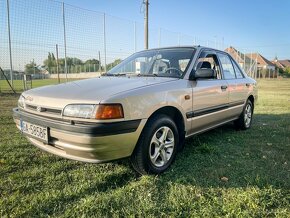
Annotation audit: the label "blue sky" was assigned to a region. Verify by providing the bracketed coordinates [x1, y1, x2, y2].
[1, 0, 290, 70]
[64, 0, 290, 60]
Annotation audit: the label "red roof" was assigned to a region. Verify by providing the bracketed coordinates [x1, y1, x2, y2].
[245, 53, 275, 67]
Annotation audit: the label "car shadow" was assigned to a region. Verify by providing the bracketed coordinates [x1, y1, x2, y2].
[157, 113, 290, 190]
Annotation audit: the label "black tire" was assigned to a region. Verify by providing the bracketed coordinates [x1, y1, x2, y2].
[130, 114, 179, 175]
[234, 99, 253, 130]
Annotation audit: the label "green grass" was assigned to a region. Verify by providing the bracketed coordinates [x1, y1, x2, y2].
[0, 78, 76, 92]
[0, 79, 290, 217]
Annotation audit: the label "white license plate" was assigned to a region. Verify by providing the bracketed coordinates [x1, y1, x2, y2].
[20, 120, 48, 142]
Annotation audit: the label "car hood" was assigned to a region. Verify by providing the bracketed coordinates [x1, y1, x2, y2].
[22, 76, 178, 108]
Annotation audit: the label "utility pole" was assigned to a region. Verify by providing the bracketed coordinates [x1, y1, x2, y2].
[144, 0, 149, 49]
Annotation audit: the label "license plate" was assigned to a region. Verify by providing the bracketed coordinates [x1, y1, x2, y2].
[20, 120, 48, 142]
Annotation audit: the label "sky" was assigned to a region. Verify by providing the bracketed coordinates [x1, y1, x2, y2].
[1, 0, 290, 71]
[63, 0, 290, 60]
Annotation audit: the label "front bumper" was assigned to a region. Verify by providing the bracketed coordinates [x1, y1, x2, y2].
[13, 108, 146, 163]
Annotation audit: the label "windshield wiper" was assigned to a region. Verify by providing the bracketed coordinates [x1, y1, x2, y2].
[137, 73, 159, 77]
[102, 73, 127, 77]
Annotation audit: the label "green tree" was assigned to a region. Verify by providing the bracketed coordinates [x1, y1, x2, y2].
[85, 59, 100, 72]
[43, 52, 56, 68]
[106, 59, 122, 71]
[85, 59, 99, 65]
[25, 60, 40, 74]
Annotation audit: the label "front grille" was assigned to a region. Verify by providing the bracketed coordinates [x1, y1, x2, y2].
[26, 104, 37, 110]
[25, 103, 62, 116]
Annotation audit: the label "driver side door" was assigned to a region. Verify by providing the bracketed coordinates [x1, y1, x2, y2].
[189, 50, 230, 134]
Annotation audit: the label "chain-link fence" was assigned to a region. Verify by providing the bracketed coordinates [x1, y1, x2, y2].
[0, 0, 278, 93]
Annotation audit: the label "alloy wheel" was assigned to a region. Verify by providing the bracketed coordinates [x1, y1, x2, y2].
[149, 126, 175, 167]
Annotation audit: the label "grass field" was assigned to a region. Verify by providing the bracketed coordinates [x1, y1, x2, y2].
[0, 79, 74, 93]
[0, 79, 289, 217]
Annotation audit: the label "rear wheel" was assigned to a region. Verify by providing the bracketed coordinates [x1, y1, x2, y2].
[131, 114, 179, 175]
[234, 99, 253, 130]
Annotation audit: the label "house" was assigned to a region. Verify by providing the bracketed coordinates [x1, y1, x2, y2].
[245, 53, 275, 71]
[224, 47, 254, 73]
[272, 59, 290, 70]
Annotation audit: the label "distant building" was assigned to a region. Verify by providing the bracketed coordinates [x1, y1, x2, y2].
[245, 53, 275, 71]
[272, 59, 290, 70]
[224, 47, 254, 73]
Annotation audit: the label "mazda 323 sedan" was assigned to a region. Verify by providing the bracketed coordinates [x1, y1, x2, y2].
[13, 46, 257, 174]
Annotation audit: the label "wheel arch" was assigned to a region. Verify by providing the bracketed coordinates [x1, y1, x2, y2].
[146, 106, 186, 149]
[248, 95, 255, 109]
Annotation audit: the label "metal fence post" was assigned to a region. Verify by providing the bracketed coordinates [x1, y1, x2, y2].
[62, 2, 68, 81]
[103, 13, 107, 73]
[158, 28, 161, 47]
[6, 0, 13, 88]
[243, 49, 246, 72]
[98, 51, 101, 72]
[56, 44, 60, 83]
[134, 21, 137, 52]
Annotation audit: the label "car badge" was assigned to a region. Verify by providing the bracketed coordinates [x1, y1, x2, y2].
[26, 96, 33, 101]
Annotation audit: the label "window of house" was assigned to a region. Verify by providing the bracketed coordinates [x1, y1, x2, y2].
[218, 53, 236, 79]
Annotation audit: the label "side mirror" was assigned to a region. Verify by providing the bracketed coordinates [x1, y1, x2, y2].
[190, 68, 216, 80]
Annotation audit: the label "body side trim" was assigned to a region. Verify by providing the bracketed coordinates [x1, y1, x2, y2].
[186, 100, 244, 119]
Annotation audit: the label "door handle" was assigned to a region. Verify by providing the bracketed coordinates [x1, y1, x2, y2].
[246, 83, 251, 87]
[221, 85, 228, 90]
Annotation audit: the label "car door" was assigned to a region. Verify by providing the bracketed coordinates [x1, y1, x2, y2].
[189, 50, 230, 134]
[217, 52, 245, 117]
[231, 57, 251, 102]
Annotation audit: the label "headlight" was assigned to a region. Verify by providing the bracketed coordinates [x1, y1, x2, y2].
[18, 95, 25, 108]
[63, 104, 96, 119]
[63, 104, 124, 119]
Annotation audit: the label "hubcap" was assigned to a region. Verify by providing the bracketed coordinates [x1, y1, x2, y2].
[149, 126, 175, 167]
[244, 104, 252, 127]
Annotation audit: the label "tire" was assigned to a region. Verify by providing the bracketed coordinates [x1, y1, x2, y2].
[130, 114, 179, 175]
[234, 99, 253, 130]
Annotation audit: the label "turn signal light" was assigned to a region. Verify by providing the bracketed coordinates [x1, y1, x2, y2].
[95, 104, 124, 119]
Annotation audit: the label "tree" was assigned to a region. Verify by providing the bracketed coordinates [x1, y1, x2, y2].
[85, 59, 99, 65]
[43, 52, 56, 69]
[106, 59, 122, 71]
[85, 59, 100, 72]
[25, 60, 40, 74]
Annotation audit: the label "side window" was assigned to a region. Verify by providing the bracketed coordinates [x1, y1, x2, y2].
[218, 53, 236, 79]
[232, 60, 244, 79]
[195, 51, 222, 79]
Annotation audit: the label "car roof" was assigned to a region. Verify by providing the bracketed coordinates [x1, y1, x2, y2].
[138, 46, 227, 54]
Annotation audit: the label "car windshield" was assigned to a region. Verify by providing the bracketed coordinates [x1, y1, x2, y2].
[106, 48, 195, 78]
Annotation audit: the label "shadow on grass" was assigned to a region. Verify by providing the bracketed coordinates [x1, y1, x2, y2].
[159, 113, 290, 190]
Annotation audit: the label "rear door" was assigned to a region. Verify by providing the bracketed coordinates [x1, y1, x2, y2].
[189, 50, 229, 133]
[231, 57, 250, 102]
[217, 52, 245, 117]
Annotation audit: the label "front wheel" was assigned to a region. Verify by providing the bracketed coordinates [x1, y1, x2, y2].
[131, 114, 179, 175]
[234, 99, 253, 130]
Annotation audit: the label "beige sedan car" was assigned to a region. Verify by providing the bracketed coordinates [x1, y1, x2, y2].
[13, 46, 257, 174]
